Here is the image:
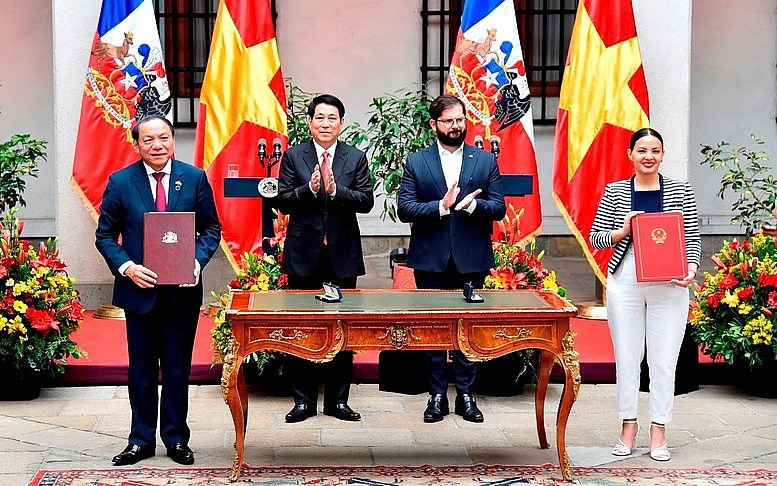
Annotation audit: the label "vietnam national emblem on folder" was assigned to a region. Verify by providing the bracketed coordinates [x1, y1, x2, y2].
[632, 212, 687, 282]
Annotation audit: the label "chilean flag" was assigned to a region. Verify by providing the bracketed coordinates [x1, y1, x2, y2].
[71, 0, 171, 219]
[446, 0, 542, 245]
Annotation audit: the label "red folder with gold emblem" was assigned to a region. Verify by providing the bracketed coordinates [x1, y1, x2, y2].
[143, 212, 196, 285]
[632, 212, 687, 282]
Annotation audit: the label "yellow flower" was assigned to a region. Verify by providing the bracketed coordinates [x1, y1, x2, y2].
[542, 271, 559, 293]
[743, 314, 773, 345]
[737, 304, 753, 315]
[13, 300, 28, 313]
[721, 291, 739, 308]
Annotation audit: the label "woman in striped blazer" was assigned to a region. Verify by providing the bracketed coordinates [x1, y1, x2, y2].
[589, 128, 701, 462]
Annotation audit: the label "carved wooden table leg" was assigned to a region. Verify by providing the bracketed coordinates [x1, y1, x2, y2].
[555, 331, 581, 481]
[534, 349, 555, 449]
[220, 339, 248, 482]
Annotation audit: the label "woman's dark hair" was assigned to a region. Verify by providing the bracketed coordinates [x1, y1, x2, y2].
[307, 94, 346, 119]
[629, 127, 663, 151]
[428, 95, 466, 120]
[131, 115, 175, 141]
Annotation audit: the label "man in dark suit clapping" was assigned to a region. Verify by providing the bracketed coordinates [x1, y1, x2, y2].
[95, 115, 221, 466]
[398, 95, 506, 423]
[274, 94, 374, 423]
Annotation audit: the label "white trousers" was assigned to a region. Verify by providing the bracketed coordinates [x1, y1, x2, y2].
[606, 249, 689, 424]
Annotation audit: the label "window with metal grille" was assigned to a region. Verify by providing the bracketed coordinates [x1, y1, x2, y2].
[152, 0, 277, 127]
[421, 0, 577, 125]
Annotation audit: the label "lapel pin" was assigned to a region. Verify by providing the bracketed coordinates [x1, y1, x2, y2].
[174, 180, 182, 191]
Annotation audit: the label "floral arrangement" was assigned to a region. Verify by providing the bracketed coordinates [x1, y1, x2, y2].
[691, 231, 777, 368]
[211, 212, 288, 366]
[477, 205, 567, 389]
[0, 214, 84, 380]
[484, 205, 566, 297]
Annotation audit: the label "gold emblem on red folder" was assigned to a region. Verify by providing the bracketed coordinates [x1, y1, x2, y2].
[650, 227, 668, 244]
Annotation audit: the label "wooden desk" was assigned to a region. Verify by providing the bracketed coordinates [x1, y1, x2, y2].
[222, 289, 580, 481]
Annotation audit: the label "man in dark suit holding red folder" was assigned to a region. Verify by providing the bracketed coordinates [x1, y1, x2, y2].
[95, 115, 221, 466]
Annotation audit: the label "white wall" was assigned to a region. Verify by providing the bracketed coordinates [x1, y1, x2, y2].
[0, 0, 55, 237]
[275, 0, 422, 235]
[690, 0, 777, 234]
[51, 0, 112, 285]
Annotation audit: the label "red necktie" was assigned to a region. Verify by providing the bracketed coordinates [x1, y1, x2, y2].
[321, 152, 331, 245]
[321, 151, 332, 192]
[153, 172, 167, 212]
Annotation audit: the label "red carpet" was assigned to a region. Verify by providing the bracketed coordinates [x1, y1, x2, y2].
[61, 311, 720, 386]
[61, 311, 221, 385]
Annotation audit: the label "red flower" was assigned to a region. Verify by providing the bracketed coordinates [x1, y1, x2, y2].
[228, 279, 241, 289]
[25, 308, 58, 337]
[768, 291, 777, 308]
[718, 273, 739, 290]
[758, 273, 777, 287]
[706, 293, 722, 309]
[729, 241, 739, 250]
[737, 287, 755, 301]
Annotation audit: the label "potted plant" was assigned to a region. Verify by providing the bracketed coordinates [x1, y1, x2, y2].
[477, 204, 566, 396]
[0, 213, 85, 399]
[690, 233, 777, 396]
[343, 88, 436, 221]
[694, 135, 777, 396]
[700, 135, 774, 234]
[0, 133, 84, 399]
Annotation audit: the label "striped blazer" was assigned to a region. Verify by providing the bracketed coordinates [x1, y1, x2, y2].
[589, 175, 701, 275]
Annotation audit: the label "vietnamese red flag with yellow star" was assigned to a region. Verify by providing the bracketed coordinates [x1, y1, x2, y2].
[552, 0, 650, 284]
[194, 0, 287, 270]
[445, 0, 541, 245]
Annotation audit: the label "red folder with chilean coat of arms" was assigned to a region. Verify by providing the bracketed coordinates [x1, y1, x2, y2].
[632, 212, 687, 282]
[143, 212, 196, 285]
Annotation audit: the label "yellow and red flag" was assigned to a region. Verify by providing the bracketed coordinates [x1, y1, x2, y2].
[194, 0, 287, 270]
[445, 0, 541, 245]
[552, 0, 650, 284]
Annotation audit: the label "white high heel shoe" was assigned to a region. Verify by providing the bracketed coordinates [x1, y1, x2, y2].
[649, 422, 671, 461]
[612, 419, 639, 456]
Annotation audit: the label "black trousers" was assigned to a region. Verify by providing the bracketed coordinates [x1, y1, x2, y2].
[124, 289, 199, 448]
[413, 257, 486, 396]
[286, 247, 357, 407]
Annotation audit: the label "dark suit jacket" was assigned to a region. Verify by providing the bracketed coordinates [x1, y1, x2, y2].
[274, 141, 374, 279]
[397, 142, 505, 274]
[95, 159, 221, 315]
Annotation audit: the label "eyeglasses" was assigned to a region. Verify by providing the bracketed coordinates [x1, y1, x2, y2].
[435, 117, 466, 127]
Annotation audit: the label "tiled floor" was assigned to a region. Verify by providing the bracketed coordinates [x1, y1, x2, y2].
[2, 382, 776, 486]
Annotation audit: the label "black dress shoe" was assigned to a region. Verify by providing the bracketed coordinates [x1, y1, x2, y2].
[166, 443, 194, 465]
[455, 393, 484, 422]
[285, 403, 317, 423]
[112, 443, 155, 466]
[423, 394, 450, 423]
[323, 403, 361, 421]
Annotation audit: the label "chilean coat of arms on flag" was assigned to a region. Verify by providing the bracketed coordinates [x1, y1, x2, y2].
[72, 0, 171, 217]
[446, 0, 542, 244]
